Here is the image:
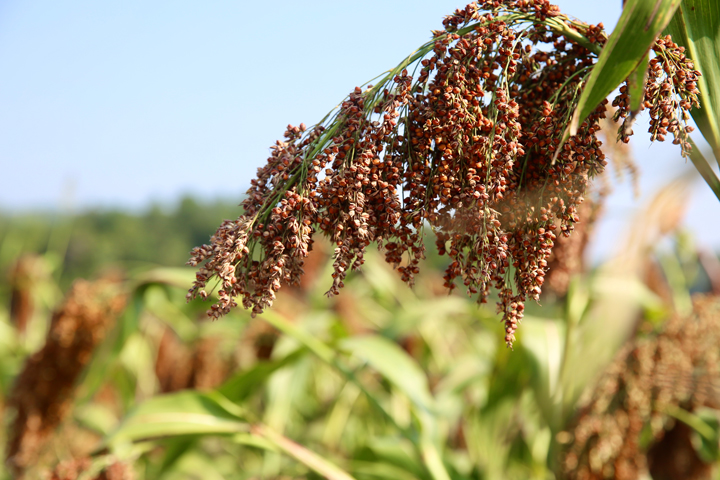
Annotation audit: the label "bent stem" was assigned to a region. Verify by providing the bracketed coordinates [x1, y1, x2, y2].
[251, 424, 357, 480]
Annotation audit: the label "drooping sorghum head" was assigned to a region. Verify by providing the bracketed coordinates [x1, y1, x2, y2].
[187, 1, 699, 348]
[613, 35, 700, 155]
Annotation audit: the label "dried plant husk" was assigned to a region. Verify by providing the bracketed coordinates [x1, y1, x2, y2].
[187, 0, 699, 347]
[5, 279, 126, 478]
[561, 295, 720, 480]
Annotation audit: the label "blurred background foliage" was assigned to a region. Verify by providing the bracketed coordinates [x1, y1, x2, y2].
[0, 197, 240, 289]
[1, 178, 719, 480]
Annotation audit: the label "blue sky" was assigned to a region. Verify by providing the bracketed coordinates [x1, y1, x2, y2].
[2, 0, 719, 258]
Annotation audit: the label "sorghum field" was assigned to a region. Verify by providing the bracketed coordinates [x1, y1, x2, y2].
[2, 0, 720, 478]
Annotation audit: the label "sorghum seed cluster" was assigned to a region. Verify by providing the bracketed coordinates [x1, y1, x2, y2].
[7, 279, 126, 477]
[543, 117, 637, 296]
[613, 35, 700, 156]
[562, 295, 720, 480]
[188, 0, 699, 347]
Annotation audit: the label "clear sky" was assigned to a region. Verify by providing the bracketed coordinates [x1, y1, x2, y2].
[2, 0, 719, 258]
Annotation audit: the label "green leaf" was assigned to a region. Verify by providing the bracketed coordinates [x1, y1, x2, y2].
[157, 451, 228, 480]
[665, 406, 720, 462]
[156, 437, 198, 477]
[340, 335, 450, 480]
[130, 267, 196, 290]
[75, 291, 143, 405]
[260, 314, 449, 480]
[232, 432, 278, 452]
[259, 312, 411, 437]
[340, 335, 434, 413]
[218, 348, 306, 403]
[519, 317, 565, 430]
[103, 391, 248, 449]
[570, 0, 683, 134]
[664, 0, 720, 163]
[74, 403, 118, 436]
[692, 409, 720, 462]
[350, 460, 421, 480]
[361, 437, 428, 480]
[260, 310, 335, 364]
[628, 54, 650, 113]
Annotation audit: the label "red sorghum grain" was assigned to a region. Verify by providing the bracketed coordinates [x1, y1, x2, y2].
[188, 1, 698, 347]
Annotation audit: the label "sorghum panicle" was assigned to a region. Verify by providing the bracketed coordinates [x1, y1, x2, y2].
[188, 0, 699, 347]
[6, 279, 126, 477]
[613, 35, 700, 155]
[562, 295, 720, 480]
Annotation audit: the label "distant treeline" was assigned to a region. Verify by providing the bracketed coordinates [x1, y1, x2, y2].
[0, 197, 243, 286]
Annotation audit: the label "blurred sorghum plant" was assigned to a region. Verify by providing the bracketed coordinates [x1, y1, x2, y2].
[48, 458, 134, 480]
[188, 0, 699, 347]
[561, 294, 720, 480]
[5, 279, 126, 478]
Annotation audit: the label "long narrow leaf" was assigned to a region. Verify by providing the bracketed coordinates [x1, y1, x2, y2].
[570, 0, 682, 134]
[628, 54, 650, 113]
[102, 391, 247, 449]
[218, 348, 305, 403]
[340, 335, 434, 413]
[262, 313, 450, 480]
[340, 335, 450, 480]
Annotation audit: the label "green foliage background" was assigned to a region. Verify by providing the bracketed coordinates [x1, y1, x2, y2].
[0, 197, 240, 288]
[0, 192, 718, 479]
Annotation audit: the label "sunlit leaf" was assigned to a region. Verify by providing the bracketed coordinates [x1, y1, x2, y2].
[74, 403, 118, 436]
[350, 460, 421, 480]
[692, 409, 720, 462]
[157, 451, 227, 480]
[690, 139, 720, 200]
[666, 406, 720, 462]
[251, 424, 358, 480]
[340, 336, 451, 480]
[131, 267, 196, 290]
[155, 437, 198, 477]
[103, 391, 247, 448]
[360, 437, 428, 480]
[628, 54, 650, 113]
[340, 335, 434, 413]
[143, 284, 197, 341]
[519, 316, 565, 429]
[570, 0, 682, 134]
[218, 348, 306, 403]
